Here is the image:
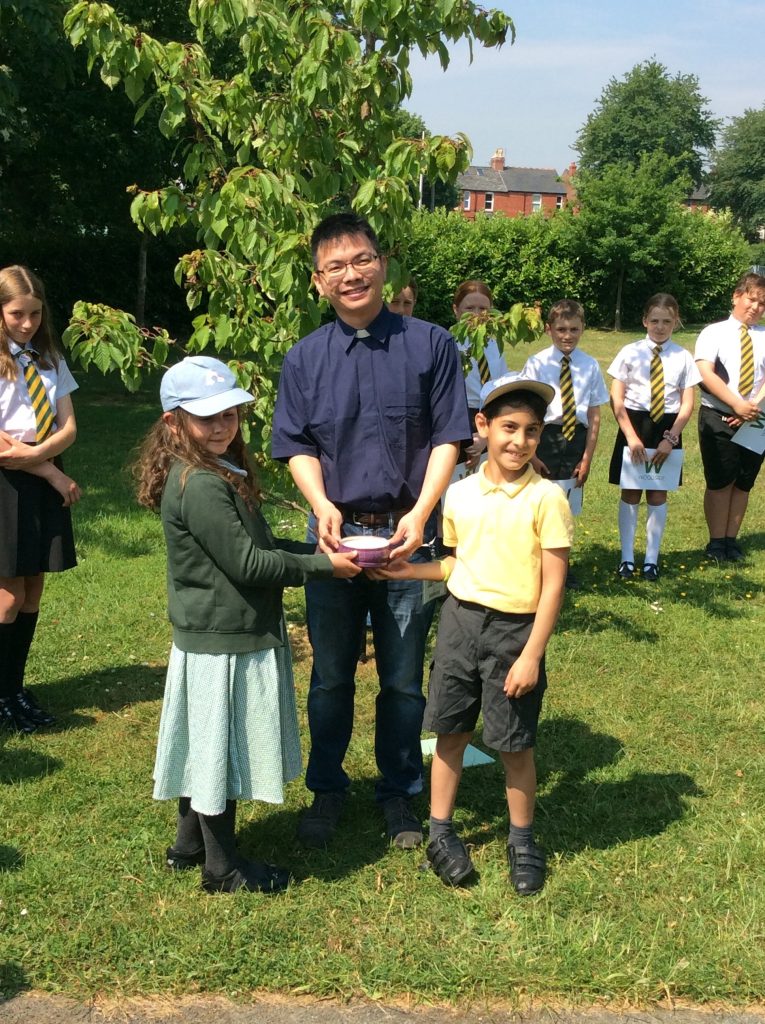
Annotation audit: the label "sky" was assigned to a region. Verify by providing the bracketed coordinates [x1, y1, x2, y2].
[406, 0, 764, 173]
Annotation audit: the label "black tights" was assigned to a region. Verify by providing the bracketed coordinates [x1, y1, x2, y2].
[174, 798, 238, 876]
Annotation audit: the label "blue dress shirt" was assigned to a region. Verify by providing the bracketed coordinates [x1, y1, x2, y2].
[272, 306, 471, 512]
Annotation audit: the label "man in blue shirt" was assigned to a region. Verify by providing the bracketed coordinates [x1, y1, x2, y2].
[272, 212, 471, 849]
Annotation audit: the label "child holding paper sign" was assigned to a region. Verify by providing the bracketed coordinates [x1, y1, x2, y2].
[608, 294, 701, 581]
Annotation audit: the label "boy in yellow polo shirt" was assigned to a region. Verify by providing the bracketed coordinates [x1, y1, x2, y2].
[371, 373, 573, 893]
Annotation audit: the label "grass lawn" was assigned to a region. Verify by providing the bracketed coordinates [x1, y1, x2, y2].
[1, 328, 764, 1007]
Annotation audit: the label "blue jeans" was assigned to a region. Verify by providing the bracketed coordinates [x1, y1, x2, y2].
[304, 515, 435, 802]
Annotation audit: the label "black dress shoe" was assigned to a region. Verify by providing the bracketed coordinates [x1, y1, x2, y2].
[165, 845, 206, 872]
[16, 689, 56, 726]
[202, 859, 291, 895]
[0, 697, 38, 734]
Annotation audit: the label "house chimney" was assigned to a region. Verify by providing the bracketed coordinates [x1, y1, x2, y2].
[490, 147, 505, 172]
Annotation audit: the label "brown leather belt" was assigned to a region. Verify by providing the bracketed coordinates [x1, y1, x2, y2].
[342, 508, 410, 527]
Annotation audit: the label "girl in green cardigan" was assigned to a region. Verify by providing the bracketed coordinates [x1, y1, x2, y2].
[135, 357, 359, 894]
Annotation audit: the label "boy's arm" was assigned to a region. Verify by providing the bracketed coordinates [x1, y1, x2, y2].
[503, 548, 568, 698]
[696, 360, 760, 420]
[366, 555, 454, 582]
[573, 405, 601, 485]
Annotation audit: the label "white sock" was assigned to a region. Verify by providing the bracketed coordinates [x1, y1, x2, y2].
[645, 503, 667, 565]
[618, 500, 639, 563]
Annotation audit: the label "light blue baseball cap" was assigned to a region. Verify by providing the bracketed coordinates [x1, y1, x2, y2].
[160, 356, 254, 416]
[479, 371, 555, 411]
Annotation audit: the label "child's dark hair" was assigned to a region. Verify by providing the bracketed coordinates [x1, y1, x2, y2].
[547, 298, 585, 326]
[0, 264, 60, 380]
[643, 292, 680, 318]
[482, 388, 548, 424]
[134, 407, 261, 512]
[404, 276, 418, 301]
[311, 213, 380, 267]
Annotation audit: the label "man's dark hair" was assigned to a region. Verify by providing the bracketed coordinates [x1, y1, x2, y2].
[482, 388, 548, 424]
[311, 212, 380, 268]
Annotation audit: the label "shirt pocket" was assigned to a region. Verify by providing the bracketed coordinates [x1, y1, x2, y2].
[383, 390, 426, 449]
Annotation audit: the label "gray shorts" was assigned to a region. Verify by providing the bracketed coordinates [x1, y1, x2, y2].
[424, 595, 547, 753]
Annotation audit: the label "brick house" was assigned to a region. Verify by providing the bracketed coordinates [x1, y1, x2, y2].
[457, 148, 575, 219]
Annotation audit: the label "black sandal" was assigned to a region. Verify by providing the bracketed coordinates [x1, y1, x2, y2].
[426, 832, 475, 886]
[507, 842, 546, 895]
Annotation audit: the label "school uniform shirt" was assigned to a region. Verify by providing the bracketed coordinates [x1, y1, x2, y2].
[1, 341, 78, 441]
[694, 316, 765, 414]
[607, 338, 701, 414]
[443, 463, 573, 614]
[522, 345, 609, 427]
[461, 338, 510, 409]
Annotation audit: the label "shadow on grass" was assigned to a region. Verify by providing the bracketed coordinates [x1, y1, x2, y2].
[560, 538, 762, 631]
[456, 717, 702, 856]
[0, 961, 28, 1001]
[0, 845, 23, 872]
[238, 778, 428, 883]
[24, 664, 166, 726]
[0, 741, 63, 785]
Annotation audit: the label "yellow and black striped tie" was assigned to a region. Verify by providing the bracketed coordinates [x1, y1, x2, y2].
[739, 323, 754, 398]
[21, 351, 55, 442]
[477, 352, 491, 384]
[560, 355, 576, 440]
[649, 345, 665, 424]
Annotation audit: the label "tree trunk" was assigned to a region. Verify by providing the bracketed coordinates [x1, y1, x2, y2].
[136, 232, 148, 327]
[614, 265, 624, 331]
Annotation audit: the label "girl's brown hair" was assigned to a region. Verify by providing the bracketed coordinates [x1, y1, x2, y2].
[0, 265, 60, 380]
[134, 407, 261, 512]
[643, 292, 680, 319]
[452, 279, 493, 312]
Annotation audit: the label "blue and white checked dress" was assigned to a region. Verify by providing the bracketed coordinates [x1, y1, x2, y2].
[152, 634, 302, 817]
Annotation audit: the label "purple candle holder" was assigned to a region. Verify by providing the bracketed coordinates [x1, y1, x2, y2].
[338, 535, 391, 567]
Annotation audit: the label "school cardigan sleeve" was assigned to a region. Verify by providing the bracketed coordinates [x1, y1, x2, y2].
[162, 464, 334, 655]
[178, 470, 331, 589]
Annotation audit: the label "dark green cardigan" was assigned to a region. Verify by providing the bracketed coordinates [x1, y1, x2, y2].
[161, 462, 333, 654]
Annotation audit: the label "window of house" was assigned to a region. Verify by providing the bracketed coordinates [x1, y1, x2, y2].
[484, 192, 494, 212]
[463, 191, 471, 211]
[532, 193, 542, 212]
[556, 195, 564, 209]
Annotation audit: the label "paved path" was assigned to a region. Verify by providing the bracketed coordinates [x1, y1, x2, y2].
[3, 995, 765, 1024]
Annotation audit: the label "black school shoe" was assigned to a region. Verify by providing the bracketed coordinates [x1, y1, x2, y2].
[0, 696, 37, 734]
[426, 831, 475, 886]
[507, 841, 546, 896]
[382, 796, 423, 849]
[617, 561, 635, 580]
[201, 859, 290, 895]
[296, 791, 346, 848]
[725, 538, 746, 562]
[641, 563, 660, 582]
[704, 539, 728, 562]
[16, 689, 56, 726]
[165, 845, 206, 872]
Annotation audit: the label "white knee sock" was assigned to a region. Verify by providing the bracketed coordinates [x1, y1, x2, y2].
[645, 503, 667, 565]
[618, 501, 639, 563]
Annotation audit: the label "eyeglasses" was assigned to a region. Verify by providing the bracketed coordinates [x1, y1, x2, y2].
[317, 253, 380, 282]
